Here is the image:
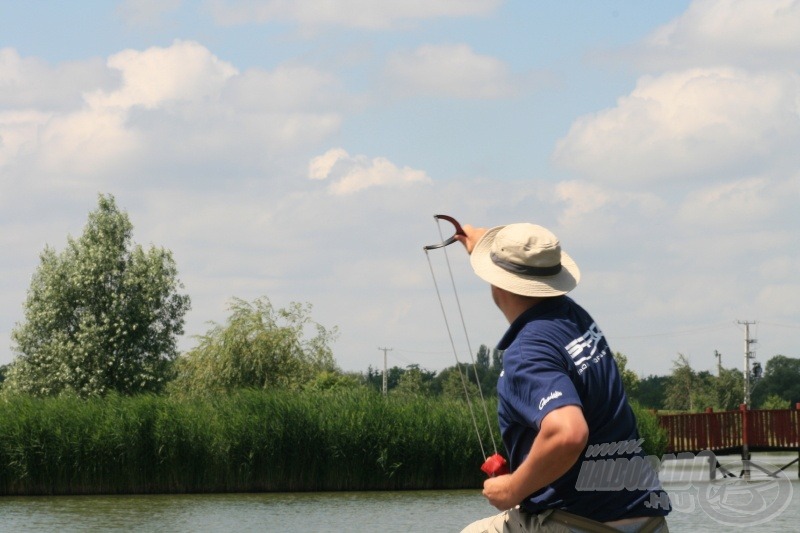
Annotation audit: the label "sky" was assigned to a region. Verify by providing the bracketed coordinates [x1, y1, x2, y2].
[2, 0, 799, 381]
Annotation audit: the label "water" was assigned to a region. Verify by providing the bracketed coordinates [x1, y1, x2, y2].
[1, 454, 798, 532]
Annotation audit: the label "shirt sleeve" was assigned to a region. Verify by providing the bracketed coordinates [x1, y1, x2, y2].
[504, 334, 582, 430]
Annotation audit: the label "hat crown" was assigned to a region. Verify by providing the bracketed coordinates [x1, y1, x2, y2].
[492, 224, 561, 268]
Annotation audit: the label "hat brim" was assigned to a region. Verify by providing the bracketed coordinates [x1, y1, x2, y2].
[470, 225, 580, 297]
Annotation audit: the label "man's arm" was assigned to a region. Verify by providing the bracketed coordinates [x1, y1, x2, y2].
[454, 224, 486, 254]
[482, 405, 589, 510]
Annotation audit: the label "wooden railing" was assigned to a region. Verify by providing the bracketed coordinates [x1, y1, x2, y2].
[657, 405, 800, 454]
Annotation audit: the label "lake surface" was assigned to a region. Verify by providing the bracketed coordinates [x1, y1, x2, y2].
[1, 454, 797, 532]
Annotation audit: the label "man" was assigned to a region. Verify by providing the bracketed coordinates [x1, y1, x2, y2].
[457, 223, 670, 533]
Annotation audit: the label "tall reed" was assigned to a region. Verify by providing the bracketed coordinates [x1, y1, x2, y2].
[0, 389, 492, 495]
[0, 390, 666, 495]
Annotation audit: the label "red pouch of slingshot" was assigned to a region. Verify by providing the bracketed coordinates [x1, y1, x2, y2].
[481, 453, 510, 477]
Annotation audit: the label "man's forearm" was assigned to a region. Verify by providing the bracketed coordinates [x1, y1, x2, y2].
[482, 405, 589, 509]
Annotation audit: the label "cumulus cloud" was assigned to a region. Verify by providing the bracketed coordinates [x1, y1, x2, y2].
[676, 176, 775, 228]
[87, 40, 238, 110]
[308, 148, 431, 195]
[641, 0, 800, 71]
[205, 0, 502, 30]
[0, 41, 345, 189]
[383, 43, 516, 99]
[554, 180, 665, 230]
[552, 67, 800, 185]
[0, 48, 114, 110]
[308, 148, 349, 180]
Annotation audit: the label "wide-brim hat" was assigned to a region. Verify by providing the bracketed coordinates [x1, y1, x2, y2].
[470, 223, 580, 297]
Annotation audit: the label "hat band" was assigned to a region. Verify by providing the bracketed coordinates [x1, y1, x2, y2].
[491, 252, 563, 277]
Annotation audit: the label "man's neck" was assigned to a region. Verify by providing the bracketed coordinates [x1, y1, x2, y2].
[501, 294, 546, 323]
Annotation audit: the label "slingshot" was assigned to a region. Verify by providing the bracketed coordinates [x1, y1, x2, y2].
[423, 214, 509, 477]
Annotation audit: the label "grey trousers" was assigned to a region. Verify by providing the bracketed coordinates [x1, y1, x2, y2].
[460, 508, 669, 533]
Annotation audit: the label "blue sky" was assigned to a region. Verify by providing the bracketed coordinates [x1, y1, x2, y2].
[2, 0, 799, 381]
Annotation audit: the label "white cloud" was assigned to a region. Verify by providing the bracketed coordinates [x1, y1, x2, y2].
[308, 148, 349, 180]
[87, 40, 238, 110]
[676, 176, 776, 229]
[205, 0, 502, 30]
[642, 0, 800, 70]
[222, 65, 344, 112]
[0, 41, 346, 189]
[553, 68, 800, 185]
[383, 43, 516, 99]
[554, 180, 665, 229]
[0, 48, 114, 110]
[308, 148, 431, 195]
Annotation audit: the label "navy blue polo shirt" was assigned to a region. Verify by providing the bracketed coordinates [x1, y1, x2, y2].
[496, 296, 669, 522]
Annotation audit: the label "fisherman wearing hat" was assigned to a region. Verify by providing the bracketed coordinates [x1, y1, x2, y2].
[457, 223, 670, 533]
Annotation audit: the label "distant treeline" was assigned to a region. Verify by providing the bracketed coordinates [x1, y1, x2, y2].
[622, 354, 800, 412]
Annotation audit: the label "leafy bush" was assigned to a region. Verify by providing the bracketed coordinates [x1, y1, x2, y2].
[631, 400, 668, 458]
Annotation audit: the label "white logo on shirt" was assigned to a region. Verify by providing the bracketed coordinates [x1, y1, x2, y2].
[565, 322, 603, 365]
[539, 390, 563, 410]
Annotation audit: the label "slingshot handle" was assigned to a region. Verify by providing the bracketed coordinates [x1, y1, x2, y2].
[481, 453, 510, 477]
[423, 214, 466, 250]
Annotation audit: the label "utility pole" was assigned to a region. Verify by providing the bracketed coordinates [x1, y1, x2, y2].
[378, 347, 392, 396]
[737, 321, 757, 407]
[737, 320, 756, 479]
[714, 350, 722, 377]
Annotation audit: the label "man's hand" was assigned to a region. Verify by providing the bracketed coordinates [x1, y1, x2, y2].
[482, 474, 521, 511]
[454, 224, 487, 254]
[481, 406, 589, 511]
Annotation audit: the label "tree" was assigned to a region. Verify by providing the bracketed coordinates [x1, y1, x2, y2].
[665, 354, 696, 411]
[613, 352, 639, 398]
[491, 348, 503, 369]
[693, 370, 718, 411]
[476, 345, 490, 370]
[5, 194, 190, 397]
[171, 296, 338, 394]
[393, 364, 434, 397]
[715, 367, 744, 410]
[632, 375, 669, 410]
[760, 394, 790, 410]
[436, 365, 480, 400]
[305, 370, 363, 392]
[751, 355, 800, 408]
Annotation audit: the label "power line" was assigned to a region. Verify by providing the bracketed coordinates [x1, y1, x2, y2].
[614, 322, 733, 340]
[758, 321, 800, 330]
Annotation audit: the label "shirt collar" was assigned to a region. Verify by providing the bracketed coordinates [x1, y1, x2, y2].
[497, 295, 569, 350]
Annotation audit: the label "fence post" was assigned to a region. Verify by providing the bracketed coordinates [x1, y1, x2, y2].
[740, 403, 750, 479]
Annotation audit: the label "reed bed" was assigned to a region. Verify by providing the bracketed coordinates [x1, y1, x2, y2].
[0, 389, 492, 495]
[0, 390, 665, 496]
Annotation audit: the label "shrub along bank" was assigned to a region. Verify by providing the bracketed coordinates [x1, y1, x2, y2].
[0, 389, 666, 495]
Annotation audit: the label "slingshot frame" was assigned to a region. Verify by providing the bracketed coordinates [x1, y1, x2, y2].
[423, 214, 508, 477]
